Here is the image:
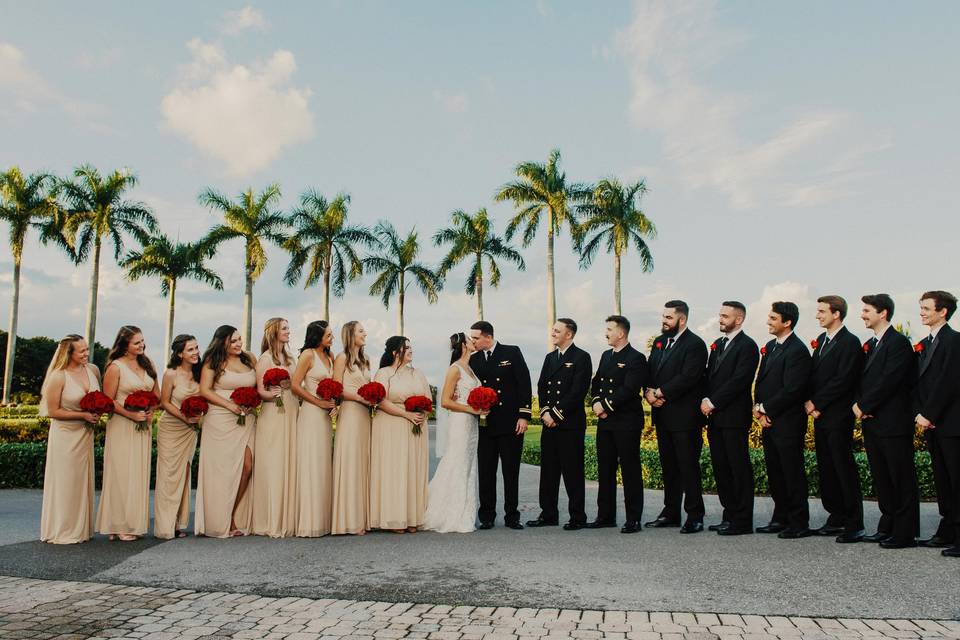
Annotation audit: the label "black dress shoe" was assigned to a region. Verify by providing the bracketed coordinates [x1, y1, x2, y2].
[644, 516, 680, 528]
[813, 525, 844, 536]
[919, 535, 954, 548]
[620, 521, 641, 534]
[717, 526, 753, 536]
[586, 520, 617, 529]
[563, 522, 585, 531]
[862, 531, 891, 543]
[525, 517, 558, 527]
[777, 528, 812, 539]
[679, 521, 704, 534]
[505, 521, 524, 530]
[756, 522, 786, 534]
[941, 546, 960, 558]
[879, 538, 917, 549]
[478, 521, 494, 530]
[708, 521, 730, 532]
[835, 530, 865, 543]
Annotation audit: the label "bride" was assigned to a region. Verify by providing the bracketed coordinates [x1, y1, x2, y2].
[424, 332, 487, 533]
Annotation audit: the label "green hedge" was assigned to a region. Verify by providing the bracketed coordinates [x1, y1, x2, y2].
[521, 436, 936, 499]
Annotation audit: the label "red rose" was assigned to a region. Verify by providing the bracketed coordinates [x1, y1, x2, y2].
[655, 341, 663, 350]
[316, 378, 344, 403]
[467, 386, 499, 426]
[404, 395, 433, 435]
[810, 339, 819, 350]
[914, 342, 925, 353]
[124, 390, 160, 431]
[760, 345, 767, 356]
[358, 381, 387, 417]
[262, 368, 290, 411]
[863, 342, 870, 354]
[230, 386, 262, 426]
[180, 395, 209, 429]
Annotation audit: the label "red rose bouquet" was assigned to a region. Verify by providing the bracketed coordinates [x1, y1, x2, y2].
[124, 390, 160, 431]
[180, 395, 209, 429]
[316, 378, 344, 406]
[358, 381, 387, 417]
[79, 390, 114, 430]
[467, 386, 499, 427]
[262, 367, 290, 411]
[404, 395, 433, 435]
[230, 386, 261, 425]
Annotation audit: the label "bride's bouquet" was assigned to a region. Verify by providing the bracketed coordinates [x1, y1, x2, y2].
[467, 387, 498, 427]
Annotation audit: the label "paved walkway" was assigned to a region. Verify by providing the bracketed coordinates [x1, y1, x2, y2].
[1, 576, 958, 640]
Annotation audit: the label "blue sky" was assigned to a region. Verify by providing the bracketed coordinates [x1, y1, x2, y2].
[1, 1, 958, 374]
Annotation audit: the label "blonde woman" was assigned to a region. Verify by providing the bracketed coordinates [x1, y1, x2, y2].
[154, 334, 201, 539]
[331, 320, 373, 535]
[95, 326, 160, 541]
[39, 334, 101, 544]
[251, 317, 298, 537]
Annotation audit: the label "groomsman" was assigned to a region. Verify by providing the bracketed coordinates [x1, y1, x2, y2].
[913, 291, 960, 558]
[644, 301, 708, 533]
[754, 301, 813, 538]
[702, 301, 760, 536]
[528, 318, 593, 530]
[588, 315, 649, 533]
[854, 294, 919, 548]
[805, 295, 865, 542]
[469, 321, 533, 530]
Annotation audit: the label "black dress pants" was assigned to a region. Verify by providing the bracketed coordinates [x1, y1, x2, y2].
[596, 429, 643, 524]
[538, 428, 586, 524]
[761, 427, 810, 530]
[707, 423, 754, 529]
[863, 430, 919, 541]
[477, 431, 524, 525]
[656, 425, 705, 522]
[814, 425, 864, 532]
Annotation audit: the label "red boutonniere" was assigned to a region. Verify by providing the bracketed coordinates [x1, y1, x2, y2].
[710, 342, 718, 351]
[810, 339, 819, 350]
[760, 345, 767, 356]
[863, 342, 871, 354]
[655, 341, 663, 350]
[914, 342, 925, 353]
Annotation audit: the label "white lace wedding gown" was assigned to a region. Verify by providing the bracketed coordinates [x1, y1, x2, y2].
[424, 363, 479, 533]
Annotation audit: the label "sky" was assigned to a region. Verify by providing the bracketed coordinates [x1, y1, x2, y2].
[1, 0, 959, 379]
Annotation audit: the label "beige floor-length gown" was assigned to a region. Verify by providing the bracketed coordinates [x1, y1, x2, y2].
[369, 366, 431, 529]
[251, 353, 298, 537]
[331, 363, 371, 534]
[95, 361, 154, 536]
[40, 366, 99, 544]
[295, 351, 334, 536]
[153, 372, 199, 539]
[194, 367, 257, 538]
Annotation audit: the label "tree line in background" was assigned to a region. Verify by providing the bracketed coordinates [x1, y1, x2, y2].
[0, 149, 657, 403]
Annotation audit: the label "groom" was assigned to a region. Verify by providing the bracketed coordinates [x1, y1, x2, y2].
[470, 321, 533, 530]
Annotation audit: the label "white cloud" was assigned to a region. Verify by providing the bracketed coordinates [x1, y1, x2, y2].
[222, 6, 267, 35]
[432, 89, 469, 114]
[160, 39, 314, 176]
[614, 0, 885, 210]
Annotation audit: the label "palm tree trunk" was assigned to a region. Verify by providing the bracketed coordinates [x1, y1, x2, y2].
[322, 262, 331, 322]
[475, 266, 484, 321]
[242, 246, 254, 347]
[398, 274, 405, 336]
[84, 238, 102, 348]
[165, 278, 176, 360]
[614, 251, 622, 315]
[546, 209, 557, 349]
[2, 257, 21, 404]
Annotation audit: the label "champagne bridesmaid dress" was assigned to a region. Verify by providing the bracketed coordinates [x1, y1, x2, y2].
[369, 366, 431, 529]
[153, 372, 199, 539]
[295, 351, 334, 537]
[251, 353, 298, 537]
[40, 366, 99, 544]
[331, 363, 371, 534]
[194, 368, 257, 538]
[95, 361, 154, 537]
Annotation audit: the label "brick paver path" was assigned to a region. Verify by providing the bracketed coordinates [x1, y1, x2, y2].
[1, 576, 957, 640]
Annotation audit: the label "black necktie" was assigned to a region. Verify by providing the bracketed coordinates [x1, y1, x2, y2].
[665, 337, 675, 350]
[485, 350, 491, 361]
[717, 336, 728, 354]
[820, 336, 830, 352]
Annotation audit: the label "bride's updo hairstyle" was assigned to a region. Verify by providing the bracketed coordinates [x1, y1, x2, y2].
[449, 332, 467, 364]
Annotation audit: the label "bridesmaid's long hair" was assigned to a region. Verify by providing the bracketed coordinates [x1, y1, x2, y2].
[107, 325, 157, 380]
[378, 335, 409, 369]
[167, 334, 201, 383]
[341, 320, 369, 372]
[300, 320, 333, 359]
[202, 324, 254, 382]
[449, 332, 468, 364]
[260, 317, 293, 367]
[39, 334, 87, 416]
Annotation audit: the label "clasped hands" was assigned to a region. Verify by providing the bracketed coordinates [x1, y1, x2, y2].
[752, 404, 773, 428]
[644, 388, 665, 408]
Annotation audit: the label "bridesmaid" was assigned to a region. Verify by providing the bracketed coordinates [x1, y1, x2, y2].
[39, 334, 101, 544]
[195, 325, 258, 538]
[331, 320, 373, 535]
[291, 320, 336, 537]
[251, 317, 298, 538]
[154, 334, 201, 539]
[95, 326, 159, 541]
[369, 336, 430, 533]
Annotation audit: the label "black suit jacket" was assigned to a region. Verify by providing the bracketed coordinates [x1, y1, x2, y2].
[705, 331, 760, 430]
[590, 344, 648, 432]
[537, 344, 592, 431]
[915, 324, 960, 437]
[808, 326, 863, 431]
[855, 328, 915, 438]
[469, 343, 533, 436]
[648, 330, 708, 431]
[755, 333, 812, 437]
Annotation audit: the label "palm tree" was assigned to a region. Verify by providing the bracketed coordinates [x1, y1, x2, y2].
[577, 178, 656, 314]
[363, 221, 441, 335]
[283, 190, 377, 321]
[58, 165, 157, 348]
[0, 168, 60, 404]
[433, 208, 525, 320]
[494, 149, 589, 344]
[121, 233, 224, 357]
[199, 184, 288, 346]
